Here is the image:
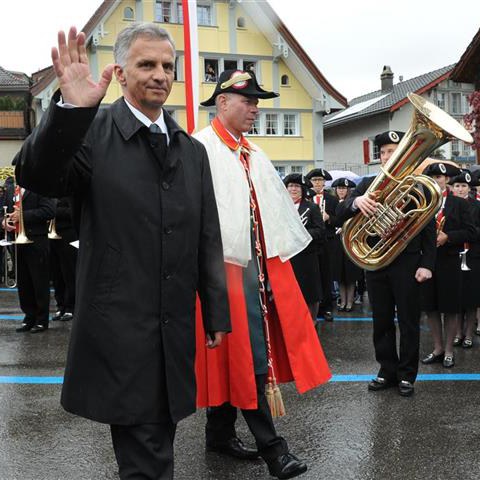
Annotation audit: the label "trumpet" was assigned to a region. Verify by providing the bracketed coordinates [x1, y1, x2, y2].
[0, 206, 16, 288]
[459, 243, 471, 271]
[48, 219, 62, 240]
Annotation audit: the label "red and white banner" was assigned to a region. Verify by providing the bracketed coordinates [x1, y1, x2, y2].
[182, 0, 199, 134]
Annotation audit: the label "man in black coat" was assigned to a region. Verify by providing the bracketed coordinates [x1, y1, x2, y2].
[305, 168, 338, 321]
[2, 188, 55, 333]
[336, 131, 436, 397]
[15, 23, 230, 480]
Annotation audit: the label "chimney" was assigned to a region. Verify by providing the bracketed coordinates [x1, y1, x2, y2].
[381, 65, 394, 92]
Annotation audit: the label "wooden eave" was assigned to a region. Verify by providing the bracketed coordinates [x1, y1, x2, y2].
[451, 28, 480, 83]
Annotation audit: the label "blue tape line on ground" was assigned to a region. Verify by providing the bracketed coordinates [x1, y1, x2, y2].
[0, 376, 64, 384]
[2, 374, 480, 385]
[0, 314, 24, 320]
[317, 317, 373, 321]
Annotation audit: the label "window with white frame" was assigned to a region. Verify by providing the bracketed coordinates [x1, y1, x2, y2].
[290, 166, 303, 174]
[451, 93, 461, 114]
[435, 92, 446, 110]
[451, 139, 460, 157]
[462, 142, 473, 157]
[244, 61, 257, 75]
[283, 114, 297, 135]
[275, 165, 286, 178]
[176, 2, 184, 23]
[224, 59, 239, 71]
[248, 117, 260, 135]
[123, 7, 134, 20]
[197, 3, 212, 25]
[155, 0, 172, 22]
[266, 114, 279, 135]
[462, 94, 470, 114]
[204, 59, 218, 82]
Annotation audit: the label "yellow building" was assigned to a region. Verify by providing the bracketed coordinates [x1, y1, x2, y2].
[31, 0, 346, 175]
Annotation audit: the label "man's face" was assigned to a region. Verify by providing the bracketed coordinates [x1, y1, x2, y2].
[115, 37, 175, 120]
[453, 182, 469, 199]
[218, 94, 259, 136]
[432, 174, 448, 190]
[287, 183, 302, 202]
[379, 143, 398, 166]
[310, 176, 325, 194]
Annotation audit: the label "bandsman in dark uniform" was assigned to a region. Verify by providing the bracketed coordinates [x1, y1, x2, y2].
[450, 171, 480, 348]
[336, 131, 436, 397]
[1, 187, 56, 333]
[330, 178, 363, 312]
[305, 168, 338, 321]
[421, 164, 476, 367]
[283, 173, 325, 322]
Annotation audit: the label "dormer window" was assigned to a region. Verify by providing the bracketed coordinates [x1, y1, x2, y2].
[123, 7, 134, 20]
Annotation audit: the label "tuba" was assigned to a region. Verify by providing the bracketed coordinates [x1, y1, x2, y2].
[342, 92, 473, 271]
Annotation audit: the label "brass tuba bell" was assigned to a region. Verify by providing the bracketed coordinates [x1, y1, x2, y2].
[342, 92, 473, 271]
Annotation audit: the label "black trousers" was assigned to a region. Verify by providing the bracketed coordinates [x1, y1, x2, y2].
[50, 238, 77, 312]
[110, 420, 177, 480]
[17, 237, 50, 327]
[366, 253, 421, 383]
[205, 374, 288, 461]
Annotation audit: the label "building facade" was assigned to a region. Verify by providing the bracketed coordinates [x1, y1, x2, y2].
[324, 65, 475, 175]
[30, 0, 346, 176]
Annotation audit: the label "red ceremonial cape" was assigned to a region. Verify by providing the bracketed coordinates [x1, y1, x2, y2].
[195, 119, 331, 410]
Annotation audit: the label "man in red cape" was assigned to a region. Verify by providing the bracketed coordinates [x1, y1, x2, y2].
[194, 70, 331, 480]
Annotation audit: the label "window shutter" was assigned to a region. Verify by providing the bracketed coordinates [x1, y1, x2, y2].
[363, 139, 370, 165]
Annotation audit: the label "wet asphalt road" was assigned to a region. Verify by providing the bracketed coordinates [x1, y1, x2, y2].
[1, 289, 480, 480]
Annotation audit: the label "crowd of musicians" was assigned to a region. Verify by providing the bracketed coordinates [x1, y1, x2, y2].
[4, 21, 479, 480]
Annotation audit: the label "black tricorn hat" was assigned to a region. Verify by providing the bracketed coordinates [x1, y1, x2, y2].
[449, 170, 480, 186]
[283, 173, 312, 189]
[374, 130, 405, 148]
[331, 177, 356, 188]
[305, 168, 332, 181]
[200, 69, 279, 107]
[424, 162, 461, 177]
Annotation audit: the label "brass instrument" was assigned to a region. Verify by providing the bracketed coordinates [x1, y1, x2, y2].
[48, 219, 62, 240]
[10, 185, 33, 245]
[342, 92, 473, 271]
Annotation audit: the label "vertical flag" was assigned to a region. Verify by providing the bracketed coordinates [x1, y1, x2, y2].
[182, 0, 199, 134]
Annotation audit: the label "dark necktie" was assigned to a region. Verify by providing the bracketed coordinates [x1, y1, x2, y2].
[148, 123, 167, 166]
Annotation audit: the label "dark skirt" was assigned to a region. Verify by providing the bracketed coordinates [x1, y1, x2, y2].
[461, 253, 480, 309]
[290, 251, 322, 304]
[330, 234, 363, 284]
[421, 253, 462, 313]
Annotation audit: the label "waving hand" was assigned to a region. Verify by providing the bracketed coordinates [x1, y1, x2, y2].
[51, 27, 114, 107]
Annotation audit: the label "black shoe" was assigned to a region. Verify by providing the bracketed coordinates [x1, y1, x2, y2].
[421, 352, 445, 364]
[30, 324, 48, 334]
[206, 437, 259, 460]
[367, 377, 396, 391]
[60, 312, 73, 321]
[443, 355, 454, 368]
[16, 323, 33, 332]
[51, 310, 64, 321]
[398, 380, 414, 397]
[323, 311, 334, 322]
[453, 336, 463, 347]
[267, 453, 307, 479]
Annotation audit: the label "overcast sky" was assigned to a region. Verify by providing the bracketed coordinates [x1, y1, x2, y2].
[1, 0, 479, 100]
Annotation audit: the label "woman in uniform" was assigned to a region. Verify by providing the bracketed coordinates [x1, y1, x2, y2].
[284, 174, 325, 322]
[331, 178, 363, 312]
[450, 171, 480, 348]
[421, 163, 476, 368]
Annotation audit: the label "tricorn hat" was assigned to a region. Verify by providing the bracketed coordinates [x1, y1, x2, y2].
[424, 162, 461, 177]
[374, 131, 405, 148]
[305, 168, 332, 181]
[331, 177, 356, 188]
[200, 69, 279, 107]
[283, 173, 312, 190]
[449, 170, 480, 186]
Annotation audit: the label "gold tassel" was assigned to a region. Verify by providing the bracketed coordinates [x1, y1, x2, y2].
[266, 381, 286, 418]
[273, 385, 286, 417]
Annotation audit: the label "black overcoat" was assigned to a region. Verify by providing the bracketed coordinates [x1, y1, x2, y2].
[290, 200, 324, 304]
[15, 95, 230, 425]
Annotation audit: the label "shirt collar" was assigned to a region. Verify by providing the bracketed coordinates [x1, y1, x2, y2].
[123, 98, 170, 144]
